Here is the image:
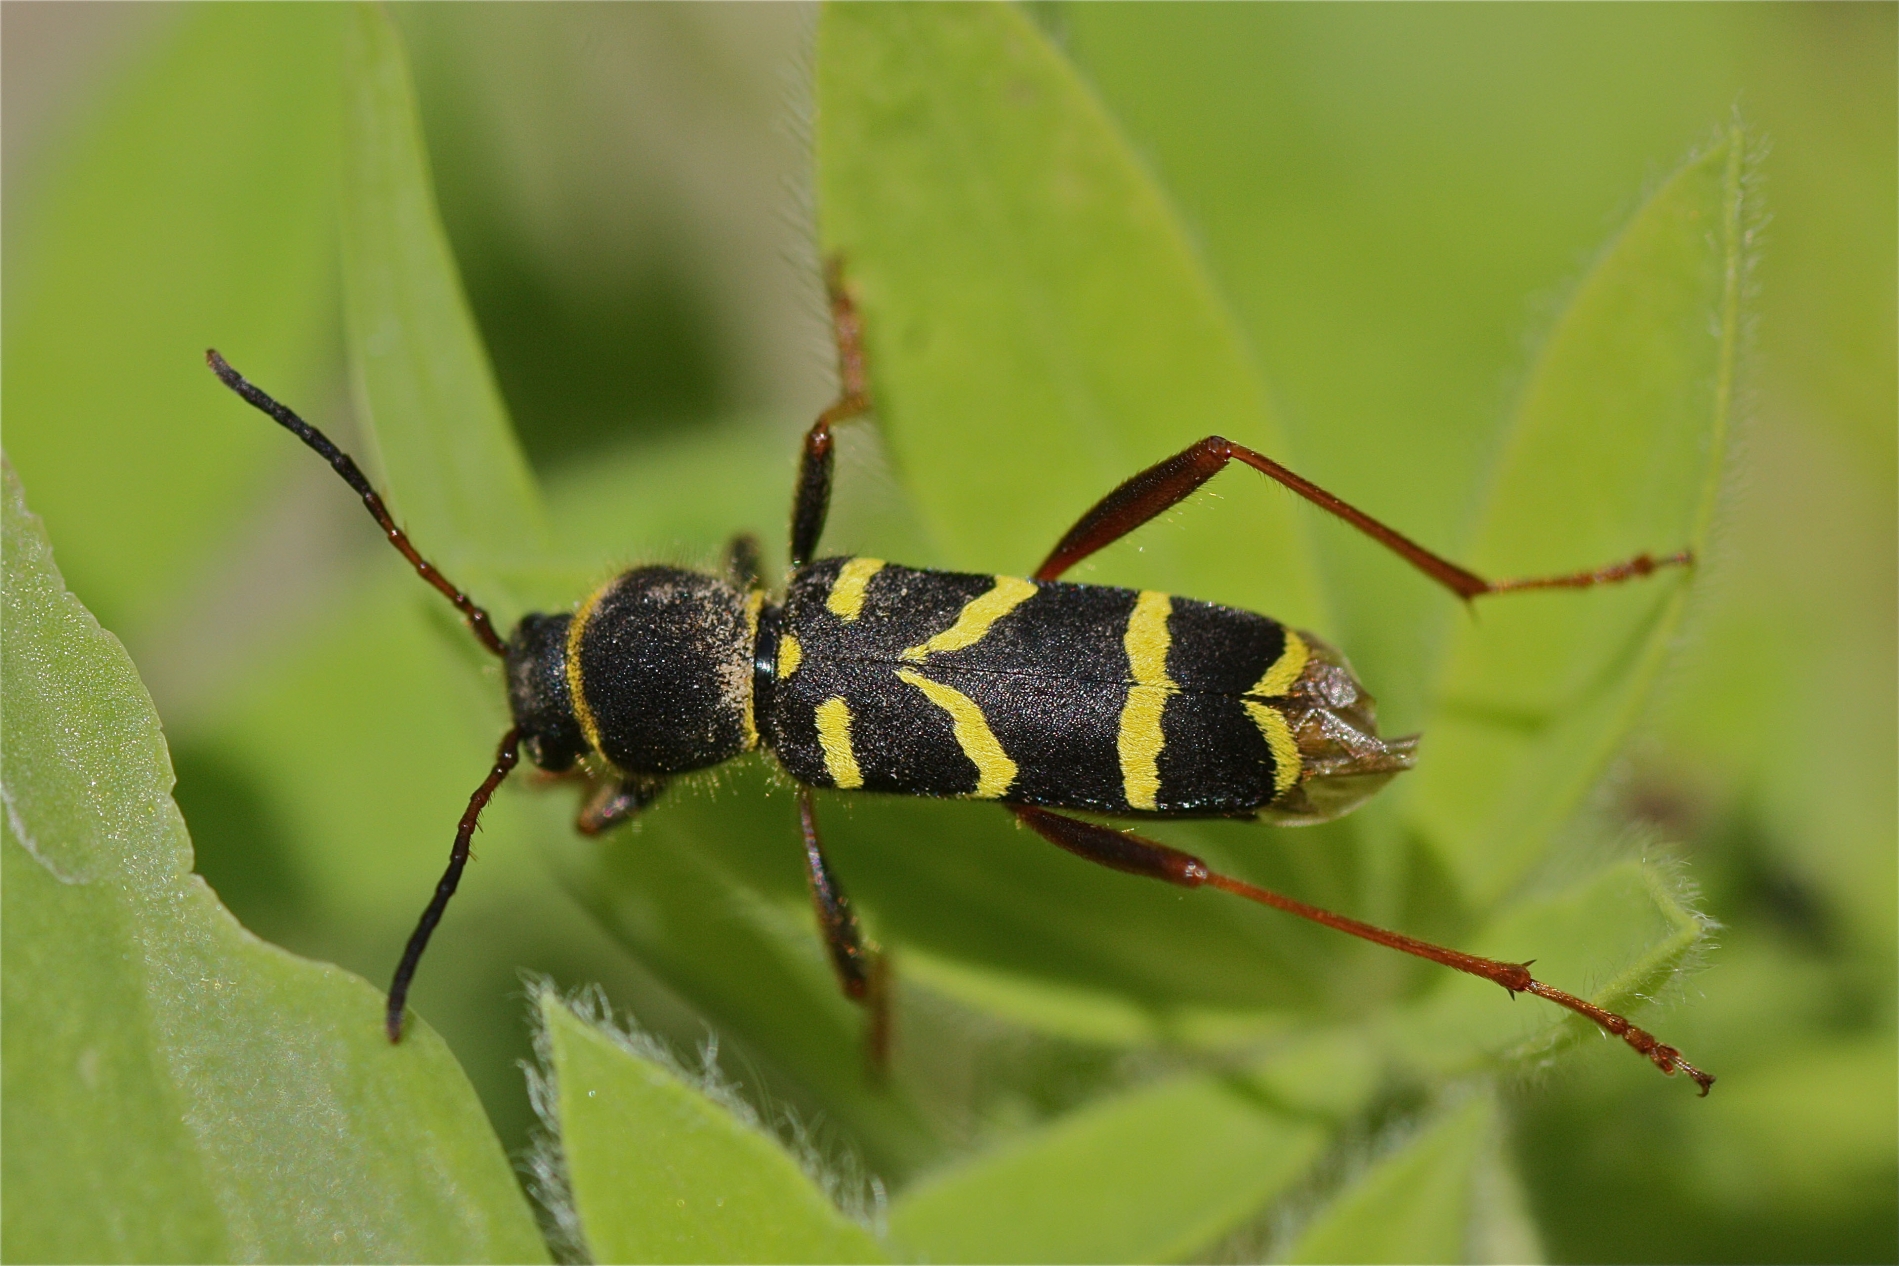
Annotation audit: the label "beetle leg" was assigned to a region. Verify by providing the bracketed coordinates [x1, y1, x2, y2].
[1008, 804, 1714, 1095]
[575, 775, 669, 836]
[790, 259, 873, 568]
[723, 532, 764, 591]
[1033, 434, 1691, 601]
[799, 788, 890, 1073]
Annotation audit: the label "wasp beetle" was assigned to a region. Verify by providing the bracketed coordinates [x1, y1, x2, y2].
[205, 266, 1712, 1095]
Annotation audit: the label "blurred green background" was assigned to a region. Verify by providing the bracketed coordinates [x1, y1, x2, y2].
[4, 5, 1891, 1262]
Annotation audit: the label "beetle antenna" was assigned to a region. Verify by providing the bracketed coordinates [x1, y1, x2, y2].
[385, 728, 522, 1042]
[206, 349, 508, 658]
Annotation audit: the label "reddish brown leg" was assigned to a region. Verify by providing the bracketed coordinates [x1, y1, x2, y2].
[790, 260, 873, 569]
[576, 775, 669, 836]
[208, 350, 508, 657]
[1010, 805, 1714, 1094]
[386, 729, 523, 1042]
[1033, 434, 1691, 600]
[799, 789, 890, 1074]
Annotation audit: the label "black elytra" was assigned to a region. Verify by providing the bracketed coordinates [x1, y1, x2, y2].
[204, 279, 1715, 1094]
[764, 559, 1383, 818]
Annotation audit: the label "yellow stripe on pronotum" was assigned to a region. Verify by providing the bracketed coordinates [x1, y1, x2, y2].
[814, 696, 863, 789]
[896, 669, 1018, 798]
[741, 588, 766, 749]
[1117, 590, 1177, 811]
[1250, 628, 1309, 699]
[826, 557, 886, 621]
[1243, 701, 1303, 797]
[564, 580, 611, 759]
[901, 574, 1037, 661]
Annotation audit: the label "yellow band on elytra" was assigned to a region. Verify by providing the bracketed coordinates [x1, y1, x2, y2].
[1117, 590, 1177, 811]
[826, 557, 885, 621]
[896, 669, 1017, 798]
[1244, 700, 1303, 797]
[901, 574, 1037, 662]
[777, 631, 803, 679]
[1250, 628, 1309, 699]
[815, 696, 863, 789]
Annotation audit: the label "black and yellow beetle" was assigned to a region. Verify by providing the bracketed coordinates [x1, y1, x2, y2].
[205, 270, 1712, 1095]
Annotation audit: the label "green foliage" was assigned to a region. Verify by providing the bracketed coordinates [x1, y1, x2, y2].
[8, 3, 1890, 1263]
[815, 4, 1323, 623]
[1410, 137, 1746, 904]
[1281, 1092, 1525, 1265]
[535, 987, 886, 1264]
[1388, 861, 1710, 1079]
[1, 464, 547, 1264]
[3, 5, 344, 635]
[340, 3, 550, 607]
[887, 1061, 1330, 1263]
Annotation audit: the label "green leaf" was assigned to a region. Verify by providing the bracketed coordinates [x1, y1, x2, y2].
[816, 1, 1323, 624]
[537, 988, 887, 1264]
[1283, 1090, 1534, 1265]
[1683, 1036, 1898, 1216]
[2, 4, 345, 634]
[341, 2, 549, 620]
[537, 751, 943, 1176]
[1388, 858, 1712, 1080]
[887, 1066, 1331, 1264]
[1407, 128, 1748, 905]
[0, 464, 547, 1264]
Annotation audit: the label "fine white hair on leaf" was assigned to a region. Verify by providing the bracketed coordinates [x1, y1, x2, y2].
[518, 973, 887, 1239]
[519, 974, 591, 1265]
